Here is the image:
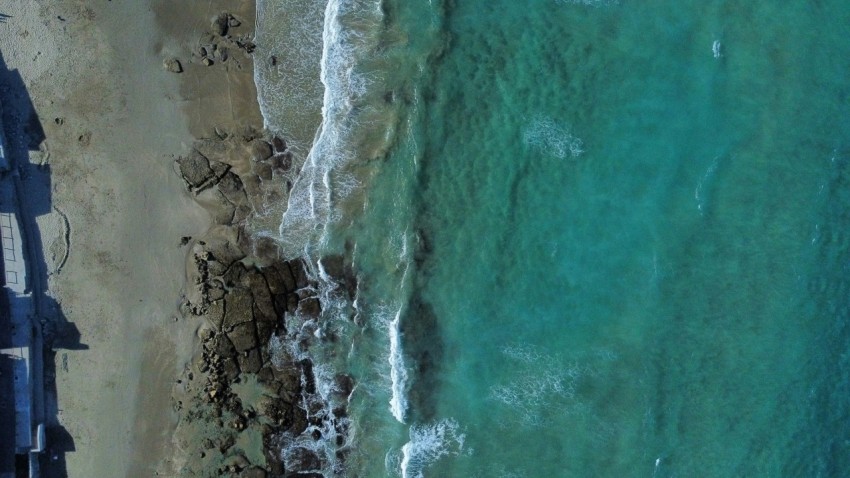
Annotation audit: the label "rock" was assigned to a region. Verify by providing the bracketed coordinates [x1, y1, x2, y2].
[271, 136, 287, 153]
[209, 160, 230, 180]
[232, 204, 253, 224]
[208, 283, 226, 301]
[222, 289, 254, 330]
[163, 58, 183, 73]
[284, 293, 300, 314]
[228, 321, 258, 352]
[288, 447, 321, 472]
[196, 188, 236, 225]
[238, 348, 263, 374]
[215, 47, 229, 63]
[320, 254, 357, 300]
[297, 297, 321, 319]
[229, 16, 242, 28]
[289, 405, 309, 435]
[257, 366, 275, 384]
[207, 260, 228, 277]
[222, 358, 241, 381]
[176, 152, 215, 191]
[333, 374, 355, 400]
[259, 395, 293, 426]
[271, 153, 293, 174]
[241, 467, 266, 478]
[206, 239, 246, 268]
[265, 262, 297, 295]
[253, 161, 273, 182]
[251, 139, 274, 161]
[256, 316, 277, 345]
[289, 259, 310, 289]
[208, 299, 225, 329]
[214, 334, 237, 360]
[217, 172, 248, 205]
[253, 237, 280, 265]
[223, 262, 248, 288]
[213, 13, 230, 36]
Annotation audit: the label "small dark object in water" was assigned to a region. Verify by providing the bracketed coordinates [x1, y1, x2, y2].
[271, 136, 287, 153]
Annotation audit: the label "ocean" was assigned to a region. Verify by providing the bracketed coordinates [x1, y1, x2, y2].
[255, 0, 850, 476]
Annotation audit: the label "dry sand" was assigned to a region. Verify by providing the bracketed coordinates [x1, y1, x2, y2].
[0, 0, 262, 476]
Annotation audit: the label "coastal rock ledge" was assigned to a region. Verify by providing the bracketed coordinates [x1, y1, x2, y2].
[170, 128, 352, 478]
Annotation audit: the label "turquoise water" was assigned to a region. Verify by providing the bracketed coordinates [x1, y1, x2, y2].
[260, 0, 850, 476]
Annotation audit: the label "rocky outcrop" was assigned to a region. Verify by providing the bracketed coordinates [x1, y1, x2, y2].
[173, 128, 354, 478]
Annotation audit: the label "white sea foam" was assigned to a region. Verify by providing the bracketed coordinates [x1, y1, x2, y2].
[278, 0, 384, 257]
[389, 308, 409, 423]
[523, 117, 585, 159]
[399, 419, 467, 478]
[254, 0, 327, 155]
[490, 344, 618, 426]
[695, 157, 720, 214]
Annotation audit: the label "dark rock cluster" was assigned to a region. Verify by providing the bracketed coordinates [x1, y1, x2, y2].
[173, 130, 351, 477]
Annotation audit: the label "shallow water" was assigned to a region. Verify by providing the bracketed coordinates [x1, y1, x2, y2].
[259, 0, 850, 476]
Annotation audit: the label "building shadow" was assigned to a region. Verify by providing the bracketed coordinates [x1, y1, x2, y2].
[0, 49, 85, 478]
[0, 14, 11, 24]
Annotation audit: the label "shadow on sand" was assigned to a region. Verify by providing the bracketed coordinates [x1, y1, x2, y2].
[0, 49, 86, 478]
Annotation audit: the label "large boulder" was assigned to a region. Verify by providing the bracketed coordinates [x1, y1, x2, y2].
[289, 259, 310, 289]
[265, 261, 297, 295]
[287, 447, 321, 472]
[207, 299, 225, 329]
[213, 334, 237, 360]
[238, 348, 263, 374]
[222, 289, 254, 330]
[227, 321, 258, 352]
[177, 151, 216, 190]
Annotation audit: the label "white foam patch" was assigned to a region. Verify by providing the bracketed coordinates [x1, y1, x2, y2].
[254, 0, 327, 154]
[389, 308, 409, 423]
[399, 419, 467, 478]
[489, 344, 617, 426]
[694, 156, 720, 215]
[278, 0, 385, 257]
[523, 117, 585, 159]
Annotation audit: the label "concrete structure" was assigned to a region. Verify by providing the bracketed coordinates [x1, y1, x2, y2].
[0, 95, 43, 478]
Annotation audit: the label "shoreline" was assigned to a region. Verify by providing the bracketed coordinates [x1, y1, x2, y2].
[1, 0, 353, 475]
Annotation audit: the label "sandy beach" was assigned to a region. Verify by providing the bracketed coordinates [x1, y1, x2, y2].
[0, 0, 262, 476]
